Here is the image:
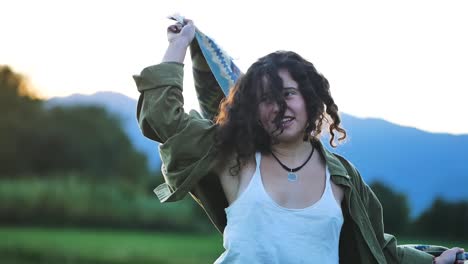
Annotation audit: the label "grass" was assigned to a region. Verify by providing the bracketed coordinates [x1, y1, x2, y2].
[1, 226, 223, 264]
[2, 226, 466, 264]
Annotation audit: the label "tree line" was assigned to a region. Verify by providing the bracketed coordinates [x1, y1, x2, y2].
[0, 65, 148, 181]
[0, 65, 466, 238]
[0, 64, 208, 232]
[370, 182, 467, 240]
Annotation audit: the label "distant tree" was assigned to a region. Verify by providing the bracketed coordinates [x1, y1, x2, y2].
[412, 197, 468, 239]
[370, 181, 410, 235]
[0, 65, 39, 101]
[0, 65, 43, 175]
[36, 105, 150, 182]
[0, 65, 150, 182]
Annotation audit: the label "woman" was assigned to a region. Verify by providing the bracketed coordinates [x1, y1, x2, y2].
[134, 19, 464, 264]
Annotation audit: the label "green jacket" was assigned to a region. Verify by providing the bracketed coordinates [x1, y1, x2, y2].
[134, 62, 433, 264]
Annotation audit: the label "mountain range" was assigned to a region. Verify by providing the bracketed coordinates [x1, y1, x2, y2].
[46, 91, 468, 217]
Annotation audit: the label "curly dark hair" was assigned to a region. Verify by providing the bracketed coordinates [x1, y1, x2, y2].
[215, 51, 346, 174]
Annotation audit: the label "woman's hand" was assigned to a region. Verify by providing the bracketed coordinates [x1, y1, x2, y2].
[162, 18, 196, 63]
[435, 247, 465, 264]
[167, 19, 196, 48]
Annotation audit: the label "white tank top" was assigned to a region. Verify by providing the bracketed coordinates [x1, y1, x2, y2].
[214, 152, 344, 264]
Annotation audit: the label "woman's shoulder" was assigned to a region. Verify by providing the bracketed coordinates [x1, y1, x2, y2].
[214, 151, 257, 204]
[213, 151, 255, 174]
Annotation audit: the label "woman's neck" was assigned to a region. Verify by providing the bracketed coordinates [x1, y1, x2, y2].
[270, 140, 313, 166]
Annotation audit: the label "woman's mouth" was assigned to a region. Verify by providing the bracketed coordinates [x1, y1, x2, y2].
[280, 116, 294, 127]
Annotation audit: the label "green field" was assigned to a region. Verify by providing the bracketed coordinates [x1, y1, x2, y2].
[1, 227, 466, 264]
[1, 227, 223, 264]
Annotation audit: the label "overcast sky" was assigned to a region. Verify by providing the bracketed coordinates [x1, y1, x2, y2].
[2, 0, 467, 134]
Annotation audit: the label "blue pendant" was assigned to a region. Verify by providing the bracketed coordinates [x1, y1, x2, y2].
[287, 172, 298, 182]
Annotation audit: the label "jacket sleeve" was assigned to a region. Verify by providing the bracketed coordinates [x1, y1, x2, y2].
[133, 62, 218, 202]
[190, 40, 225, 121]
[349, 164, 434, 264]
[134, 62, 196, 142]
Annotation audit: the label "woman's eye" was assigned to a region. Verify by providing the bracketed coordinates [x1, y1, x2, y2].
[260, 94, 273, 102]
[284, 91, 295, 97]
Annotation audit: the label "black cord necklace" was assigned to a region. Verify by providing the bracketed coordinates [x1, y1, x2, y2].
[270, 145, 315, 182]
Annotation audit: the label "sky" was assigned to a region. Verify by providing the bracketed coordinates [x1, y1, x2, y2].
[2, 0, 468, 134]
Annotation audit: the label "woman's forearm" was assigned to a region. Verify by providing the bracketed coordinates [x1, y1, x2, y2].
[162, 40, 190, 63]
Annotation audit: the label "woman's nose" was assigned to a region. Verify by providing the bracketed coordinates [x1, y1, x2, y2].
[271, 102, 279, 113]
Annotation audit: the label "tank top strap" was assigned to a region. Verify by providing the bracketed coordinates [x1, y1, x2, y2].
[250, 152, 261, 184]
[325, 165, 331, 187]
[255, 152, 261, 170]
[321, 165, 341, 209]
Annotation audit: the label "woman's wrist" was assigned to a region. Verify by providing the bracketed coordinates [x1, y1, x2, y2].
[162, 40, 190, 63]
[432, 256, 447, 264]
[169, 38, 191, 48]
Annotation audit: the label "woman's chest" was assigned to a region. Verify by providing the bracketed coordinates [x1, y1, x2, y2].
[260, 160, 345, 209]
[220, 156, 345, 209]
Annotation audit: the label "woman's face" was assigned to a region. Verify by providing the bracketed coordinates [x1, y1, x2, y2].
[258, 69, 308, 143]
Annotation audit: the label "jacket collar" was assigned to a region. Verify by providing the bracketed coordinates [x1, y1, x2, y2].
[315, 139, 350, 180]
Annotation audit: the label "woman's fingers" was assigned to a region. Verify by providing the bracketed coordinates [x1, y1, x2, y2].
[455, 248, 465, 262]
[167, 25, 178, 33]
[437, 247, 466, 264]
[166, 18, 195, 44]
[183, 18, 193, 25]
[168, 23, 184, 33]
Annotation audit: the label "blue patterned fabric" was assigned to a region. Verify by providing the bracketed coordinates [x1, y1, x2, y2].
[193, 30, 241, 96]
[169, 14, 242, 96]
